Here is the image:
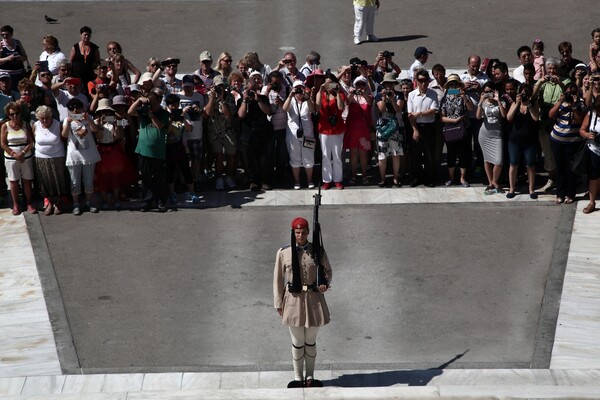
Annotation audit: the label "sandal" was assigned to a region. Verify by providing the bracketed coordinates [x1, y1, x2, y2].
[583, 202, 596, 214]
[564, 197, 574, 204]
[555, 197, 564, 204]
[11, 205, 20, 216]
[378, 181, 386, 188]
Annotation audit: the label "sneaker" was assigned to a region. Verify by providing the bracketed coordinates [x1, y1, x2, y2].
[190, 194, 201, 204]
[353, 36, 361, 45]
[44, 204, 54, 216]
[445, 180, 453, 186]
[541, 179, 555, 192]
[140, 202, 150, 212]
[322, 182, 332, 190]
[294, 184, 301, 190]
[335, 182, 344, 190]
[224, 176, 236, 189]
[361, 176, 370, 186]
[216, 177, 225, 191]
[72, 205, 82, 216]
[261, 183, 272, 191]
[89, 205, 99, 213]
[367, 35, 379, 42]
[169, 193, 178, 205]
[157, 202, 167, 213]
[250, 183, 260, 192]
[308, 183, 315, 189]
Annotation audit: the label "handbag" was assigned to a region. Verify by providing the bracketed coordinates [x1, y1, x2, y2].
[570, 141, 589, 176]
[303, 137, 316, 149]
[571, 110, 596, 175]
[376, 117, 399, 140]
[442, 121, 466, 143]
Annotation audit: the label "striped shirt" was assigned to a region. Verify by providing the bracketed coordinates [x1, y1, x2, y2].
[550, 101, 583, 143]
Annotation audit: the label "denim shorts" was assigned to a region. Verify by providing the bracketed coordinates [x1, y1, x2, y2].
[508, 141, 536, 167]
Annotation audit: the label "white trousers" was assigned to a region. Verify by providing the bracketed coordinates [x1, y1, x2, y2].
[289, 326, 320, 381]
[354, 5, 376, 39]
[319, 133, 344, 183]
[287, 130, 315, 168]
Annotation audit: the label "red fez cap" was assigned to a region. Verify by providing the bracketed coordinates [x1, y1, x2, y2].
[291, 217, 309, 230]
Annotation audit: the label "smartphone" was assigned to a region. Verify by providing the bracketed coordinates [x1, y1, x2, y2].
[104, 116, 115, 123]
[326, 83, 338, 90]
[447, 88, 460, 95]
[70, 113, 83, 121]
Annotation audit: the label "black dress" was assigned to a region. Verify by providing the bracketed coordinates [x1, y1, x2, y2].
[71, 42, 99, 91]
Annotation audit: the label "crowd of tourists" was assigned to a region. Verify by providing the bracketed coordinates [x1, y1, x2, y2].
[2, 24, 600, 215]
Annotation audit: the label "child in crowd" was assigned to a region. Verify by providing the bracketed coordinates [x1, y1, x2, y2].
[532, 39, 546, 80]
[588, 28, 600, 72]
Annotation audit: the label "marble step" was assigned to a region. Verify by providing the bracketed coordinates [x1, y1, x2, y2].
[1, 370, 600, 398]
[2, 385, 600, 400]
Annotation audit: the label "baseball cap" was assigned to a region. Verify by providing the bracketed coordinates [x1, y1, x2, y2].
[414, 47, 433, 58]
[199, 51, 212, 62]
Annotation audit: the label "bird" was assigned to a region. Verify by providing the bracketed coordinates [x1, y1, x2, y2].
[44, 15, 58, 24]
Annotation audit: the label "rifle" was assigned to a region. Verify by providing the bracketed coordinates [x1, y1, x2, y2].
[312, 184, 329, 287]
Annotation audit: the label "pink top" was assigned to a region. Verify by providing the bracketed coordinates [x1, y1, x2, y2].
[533, 55, 545, 80]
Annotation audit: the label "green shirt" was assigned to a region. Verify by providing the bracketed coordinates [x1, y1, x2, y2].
[135, 108, 170, 160]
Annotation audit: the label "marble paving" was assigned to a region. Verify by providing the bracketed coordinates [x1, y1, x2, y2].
[1, 186, 600, 398]
[551, 201, 600, 369]
[0, 210, 61, 379]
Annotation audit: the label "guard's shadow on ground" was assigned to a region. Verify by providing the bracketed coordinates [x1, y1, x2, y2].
[375, 34, 428, 43]
[324, 350, 468, 387]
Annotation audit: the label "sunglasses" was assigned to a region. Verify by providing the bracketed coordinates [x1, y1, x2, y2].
[417, 79, 428, 83]
[40, 73, 52, 78]
[222, 59, 232, 63]
[107, 47, 118, 51]
[166, 64, 177, 68]
[8, 112, 20, 117]
[150, 64, 160, 68]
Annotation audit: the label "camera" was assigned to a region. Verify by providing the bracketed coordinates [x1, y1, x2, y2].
[270, 82, 281, 92]
[283, 59, 293, 64]
[563, 93, 573, 103]
[293, 87, 303, 94]
[520, 94, 529, 102]
[328, 115, 337, 126]
[214, 86, 223, 96]
[103, 115, 115, 123]
[382, 51, 395, 58]
[116, 119, 129, 127]
[296, 128, 304, 138]
[592, 77, 600, 82]
[137, 105, 149, 115]
[247, 90, 256, 98]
